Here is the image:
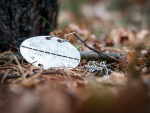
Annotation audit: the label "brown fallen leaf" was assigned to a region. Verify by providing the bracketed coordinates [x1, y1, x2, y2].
[126, 51, 138, 65]
[109, 27, 136, 45]
[119, 56, 127, 69]
[56, 30, 65, 38]
[137, 58, 147, 66]
[48, 32, 55, 36]
[66, 34, 76, 44]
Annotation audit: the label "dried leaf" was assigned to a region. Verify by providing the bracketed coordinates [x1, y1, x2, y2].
[137, 29, 150, 40]
[66, 34, 76, 43]
[48, 32, 55, 36]
[137, 58, 147, 66]
[56, 30, 65, 38]
[126, 51, 138, 65]
[119, 56, 127, 69]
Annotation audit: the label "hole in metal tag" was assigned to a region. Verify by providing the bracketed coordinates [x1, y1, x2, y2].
[20, 36, 81, 69]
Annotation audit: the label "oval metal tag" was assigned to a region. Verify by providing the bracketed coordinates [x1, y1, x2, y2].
[20, 36, 80, 69]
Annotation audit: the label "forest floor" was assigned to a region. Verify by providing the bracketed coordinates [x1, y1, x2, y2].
[0, 0, 150, 113]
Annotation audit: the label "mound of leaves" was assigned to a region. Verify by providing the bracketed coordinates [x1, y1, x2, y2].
[0, 24, 150, 113]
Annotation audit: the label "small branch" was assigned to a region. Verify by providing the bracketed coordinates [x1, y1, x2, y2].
[71, 31, 119, 62]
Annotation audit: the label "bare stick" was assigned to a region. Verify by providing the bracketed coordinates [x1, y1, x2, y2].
[71, 31, 119, 62]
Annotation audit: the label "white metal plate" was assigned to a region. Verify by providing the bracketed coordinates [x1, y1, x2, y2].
[20, 36, 80, 69]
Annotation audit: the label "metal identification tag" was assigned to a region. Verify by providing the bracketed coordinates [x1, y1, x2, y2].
[20, 36, 80, 69]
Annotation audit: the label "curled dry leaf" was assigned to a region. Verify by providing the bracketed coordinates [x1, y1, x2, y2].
[126, 51, 138, 65]
[56, 30, 65, 38]
[119, 56, 127, 69]
[68, 23, 90, 37]
[65, 34, 76, 44]
[109, 27, 136, 45]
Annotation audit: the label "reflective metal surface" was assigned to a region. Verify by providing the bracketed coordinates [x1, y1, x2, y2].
[20, 36, 80, 69]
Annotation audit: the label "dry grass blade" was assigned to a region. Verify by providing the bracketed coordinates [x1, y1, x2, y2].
[61, 66, 72, 79]
[13, 53, 25, 79]
[0, 53, 20, 68]
[1, 69, 10, 85]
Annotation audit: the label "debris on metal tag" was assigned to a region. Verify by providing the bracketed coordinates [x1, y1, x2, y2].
[20, 35, 81, 69]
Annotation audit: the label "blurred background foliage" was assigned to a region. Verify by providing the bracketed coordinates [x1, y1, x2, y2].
[58, 0, 150, 37]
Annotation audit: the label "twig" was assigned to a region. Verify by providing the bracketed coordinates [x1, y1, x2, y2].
[71, 31, 119, 62]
